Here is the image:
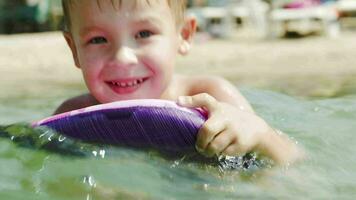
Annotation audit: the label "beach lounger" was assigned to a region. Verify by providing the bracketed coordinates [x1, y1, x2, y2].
[337, 0, 356, 28]
[269, 1, 340, 37]
[187, 0, 267, 38]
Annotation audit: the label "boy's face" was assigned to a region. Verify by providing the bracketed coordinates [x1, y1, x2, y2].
[65, 0, 192, 103]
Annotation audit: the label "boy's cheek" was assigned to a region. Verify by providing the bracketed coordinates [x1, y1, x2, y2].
[78, 52, 105, 67]
[145, 39, 177, 57]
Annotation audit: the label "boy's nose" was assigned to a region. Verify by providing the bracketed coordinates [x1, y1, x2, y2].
[114, 46, 138, 66]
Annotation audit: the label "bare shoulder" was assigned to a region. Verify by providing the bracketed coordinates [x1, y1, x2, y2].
[184, 75, 254, 112]
[174, 74, 223, 86]
[184, 75, 233, 96]
[188, 75, 229, 87]
[54, 94, 98, 115]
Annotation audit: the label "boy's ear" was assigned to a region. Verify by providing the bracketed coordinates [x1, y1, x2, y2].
[178, 16, 197, 55]
[63, 32, 81, 68]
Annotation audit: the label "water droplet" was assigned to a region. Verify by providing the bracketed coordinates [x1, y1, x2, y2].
[203, 183, 209, 191]
[275, 129, 283, 135]
[47, 133, 54, 141]
[83, 175, 97, 188]
[170, 156, 186, 168]
[39, 130, 50, 138]
[58, 135, 66, 142]
[88, 176, 96, 187]
[170, 160, 180, 168]
[99, 149, 105, 158]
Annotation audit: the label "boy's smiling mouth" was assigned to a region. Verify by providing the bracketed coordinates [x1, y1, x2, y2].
[106, 77, 150, 94]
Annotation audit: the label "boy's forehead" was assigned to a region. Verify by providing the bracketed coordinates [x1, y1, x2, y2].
[68, 0, 175, 33]
[68, 0, 169, 12]
[69, 0, 173, 26]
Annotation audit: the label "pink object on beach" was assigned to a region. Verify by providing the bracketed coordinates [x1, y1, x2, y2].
[33, 99, 208, 152]
[284, 0, 321, 9]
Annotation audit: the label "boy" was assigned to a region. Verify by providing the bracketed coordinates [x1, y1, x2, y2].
[57, 0, 303, 165]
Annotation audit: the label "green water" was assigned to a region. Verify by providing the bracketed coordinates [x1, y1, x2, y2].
[1, 85, 356, 199]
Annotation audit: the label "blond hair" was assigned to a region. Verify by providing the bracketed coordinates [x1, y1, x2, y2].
[62, 0, 187, 32]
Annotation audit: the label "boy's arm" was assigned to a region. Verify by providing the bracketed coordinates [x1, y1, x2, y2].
[257, 128, 303, 165]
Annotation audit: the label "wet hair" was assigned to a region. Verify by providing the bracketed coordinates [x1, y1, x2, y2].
[62, 0, 187, 32]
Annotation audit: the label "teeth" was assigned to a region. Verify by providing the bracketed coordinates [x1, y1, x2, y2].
[111, 78, 146, 88]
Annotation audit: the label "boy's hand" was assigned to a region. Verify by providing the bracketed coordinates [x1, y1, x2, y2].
[178, 93, 271, 157]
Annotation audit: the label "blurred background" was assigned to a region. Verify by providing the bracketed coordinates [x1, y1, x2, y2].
[1, 0, 356, 102]
[1, 0, 353, 37]
[2, 2, 356, 199]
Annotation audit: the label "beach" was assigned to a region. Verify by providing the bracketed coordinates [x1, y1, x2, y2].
[1, 30, 356, 99]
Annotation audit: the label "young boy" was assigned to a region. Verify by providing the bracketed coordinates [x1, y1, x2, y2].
[57, 0, 303, 165]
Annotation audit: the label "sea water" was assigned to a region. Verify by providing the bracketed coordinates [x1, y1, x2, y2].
[0, 87, 355, 200]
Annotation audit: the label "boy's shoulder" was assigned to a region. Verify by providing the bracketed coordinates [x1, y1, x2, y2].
[176, 74, 233, 95]
[163, 74, 228, 101]
[176, 73, 226, 84]
[54, 93, 98, 115]
[175, 74, 254, 112]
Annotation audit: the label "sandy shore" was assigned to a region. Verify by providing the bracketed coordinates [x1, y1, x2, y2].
[1, 30, 356, 98]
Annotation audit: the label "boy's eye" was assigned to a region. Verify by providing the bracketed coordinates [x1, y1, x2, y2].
[135, 30, 153, 39]
[88, 37, 107, 44]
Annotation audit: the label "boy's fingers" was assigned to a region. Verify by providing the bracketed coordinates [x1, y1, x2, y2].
[178, 93, 218, 112]
[205, 130, 234, 157]
[196, 116, 226, 152]
[222, 142, 248, 157]
[221, 145, 239, 156]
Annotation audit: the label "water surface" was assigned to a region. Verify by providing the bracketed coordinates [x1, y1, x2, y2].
[0, 84, 355, 199]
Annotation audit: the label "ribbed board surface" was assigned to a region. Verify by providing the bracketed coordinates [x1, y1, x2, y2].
[39, 106, 206, 152]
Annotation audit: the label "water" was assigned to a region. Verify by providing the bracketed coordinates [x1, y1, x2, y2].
[0, 85, 356, 199]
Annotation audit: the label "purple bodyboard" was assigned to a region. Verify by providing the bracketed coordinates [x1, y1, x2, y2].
[32, 99, 207, 152]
